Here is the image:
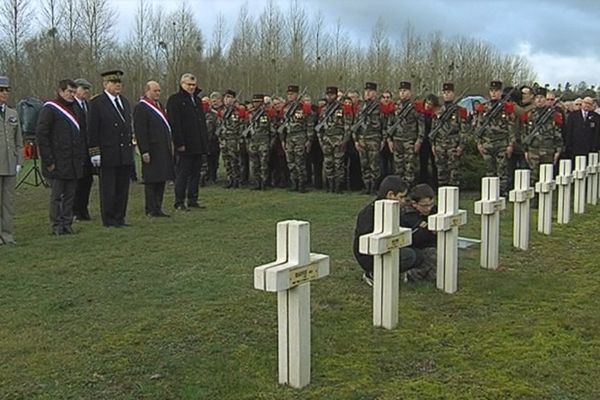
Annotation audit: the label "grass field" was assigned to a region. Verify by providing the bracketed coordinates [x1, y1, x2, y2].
[2, 165, 600, 399]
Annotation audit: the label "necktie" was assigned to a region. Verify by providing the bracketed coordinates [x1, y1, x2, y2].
[190, 95, 196, 106]
[114, 97, 125, 120]
[82, 101, 88, 114]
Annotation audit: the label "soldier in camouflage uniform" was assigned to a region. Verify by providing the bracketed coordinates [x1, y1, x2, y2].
[386, 81, 420, 186]
[475, 80, 516, 195]
[429, 82, 469, 187]
[522, 87, 563, 185]
[217, 90, 247, 188]
[316, 86, 349, 193]
[201, 92, 220, 185]
[353, 82, 384, 194]
[280, 85, 314, 192]
[246, 94, 273, 190]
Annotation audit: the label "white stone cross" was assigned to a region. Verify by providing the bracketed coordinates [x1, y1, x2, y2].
[427, 186, 467, 294]
[573, 156, 587, 214]
[254, 220, 330, 389]
[359, 199, 412, 329]
[586, 152, 599, 206]
[556, 159, 573, 225]
[474, 177, 506, 270]
[535, 164, 556, 235]
[508, 169, 534, 250]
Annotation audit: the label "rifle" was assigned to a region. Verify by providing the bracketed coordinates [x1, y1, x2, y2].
[215, 90, 242, 138]
[277, 87, 308, 135]
[241, 106, 266, 139]
[428, 88, 469, 142]
[315, 101, 341, 133]
[474, 87, 518, 139]
[386, 101, 414, 136]
[522, 106, 558, 147]
[350, 99, 379, 134]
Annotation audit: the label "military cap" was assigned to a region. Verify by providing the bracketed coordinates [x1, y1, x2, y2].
[0, 76, 10, 88]
[399, 81, 412, 90]
[287, 85, 299, 93]
[74, 78, 92, 89]
[442, 82, 454, 92]
[101, 69, 124, 82]
[490, 80, 503, 90]
[535, 87, 547, 97]
[325, 86, 338, 95]
[365, 82, 378, 90]
[252, 93, 264, 102]
[224, 89, 236, 97]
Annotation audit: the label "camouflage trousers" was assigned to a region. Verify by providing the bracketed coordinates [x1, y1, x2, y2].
[393, 139, 417, 185]
[434, 144, 461, 187]
[482, 143, 509, 194]
[407, 247, 437, 282]
[357, 138, 381, 188]
[285, 135, 307, 187]
[321, 136, 345, 182]
[221, 139, 240, 183]
[527, 150, 555, 185]
[249, 140, 271, 184]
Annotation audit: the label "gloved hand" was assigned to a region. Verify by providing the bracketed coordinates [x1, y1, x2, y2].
[90, 155, 101, 167]
[16, 165, 21, 175]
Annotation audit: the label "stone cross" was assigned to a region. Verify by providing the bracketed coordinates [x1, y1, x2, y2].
[359, 199, 412, 330]
[254, 220, 330, 389]
[573, 156, 587, 214]
[586, 152, 599, 206]
[535, 164, 556, 235]
[508, 169, 534, 250]
[556, 159, 573, 225]
[474, 177, 506, 270]
[427, 186, 467, 294]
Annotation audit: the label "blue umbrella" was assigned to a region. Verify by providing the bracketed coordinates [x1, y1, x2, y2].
[457, 96, 486, 114]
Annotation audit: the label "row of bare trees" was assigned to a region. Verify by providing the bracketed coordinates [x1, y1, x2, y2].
[0, 0, 542, 105]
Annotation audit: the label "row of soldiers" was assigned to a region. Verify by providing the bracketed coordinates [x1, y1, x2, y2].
[207, 80, 565, 196]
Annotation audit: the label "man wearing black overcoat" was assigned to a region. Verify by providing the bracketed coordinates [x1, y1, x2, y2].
[88, 69, 134, 227]
[134, 81, 175, 217]
[565, 96, 600, 159]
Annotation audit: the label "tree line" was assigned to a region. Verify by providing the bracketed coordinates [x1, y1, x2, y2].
[1, 0, 591, 105]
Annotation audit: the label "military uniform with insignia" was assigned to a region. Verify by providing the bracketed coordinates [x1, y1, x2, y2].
[247, 94, 273, 190]
[217, 90, 246, 188]
[317, 86, 348, 193]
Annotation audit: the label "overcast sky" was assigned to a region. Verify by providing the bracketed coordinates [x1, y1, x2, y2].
[113, 0, 600, 87]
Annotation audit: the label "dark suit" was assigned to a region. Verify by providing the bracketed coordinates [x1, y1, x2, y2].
[565, 110, 600, 159]
[166, 87, 208, 207]
[134, 98, 175, 215]
[73, 98, 94, 220]
[88, 91, 134, 227]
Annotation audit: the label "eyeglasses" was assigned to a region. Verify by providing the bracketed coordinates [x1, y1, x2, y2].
[0, 88, 10, 92]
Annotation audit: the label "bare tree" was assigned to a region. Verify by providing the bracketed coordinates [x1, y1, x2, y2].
[0, 0, 34, 93]
[78, 0, 116, 69]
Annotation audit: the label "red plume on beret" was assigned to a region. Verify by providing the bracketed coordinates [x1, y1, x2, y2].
[380, 102, 395, 115]
[554, 112, 563, 126]
[302, 102, 312, 115]
[458, 106, 468, 121]
[202, 100, 210, 112]
[475, 103, 486, 114]
[520, 112, 529, 123]
[237, 106, 248, 120]
[266, 107, 277, 119]
[414, 99, 425, 114]
[343, 104, 354, 116]
[504, 102, 515, 114]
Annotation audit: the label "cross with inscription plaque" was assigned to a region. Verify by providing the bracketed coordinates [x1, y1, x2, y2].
[474, 177, 506, 270]
[253, 220, 330, 389]
[573, 155, 587, 214]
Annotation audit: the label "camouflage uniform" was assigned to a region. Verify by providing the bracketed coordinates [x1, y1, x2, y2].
[522, 106, 563, 184]
[201, 103, 219, 184]
[475, 100, 516, 194]
[430, 103, 469, 186]
[247, 105, 273, 189]
[217, 106, 246, 187]
[318, 100, 348, 192]
[387, 100, 419, 185]
[353, 99, 384, 193]
[281, 103, 314, 192]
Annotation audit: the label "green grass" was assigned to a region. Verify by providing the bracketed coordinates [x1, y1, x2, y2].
[2, 164, 600, 399]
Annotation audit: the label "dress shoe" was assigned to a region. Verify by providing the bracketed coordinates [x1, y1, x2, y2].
[188, 202, 206, 209]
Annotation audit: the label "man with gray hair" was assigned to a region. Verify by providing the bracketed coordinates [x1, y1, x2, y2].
[167, 73, 208, 210]
[565, 96, 600, 159]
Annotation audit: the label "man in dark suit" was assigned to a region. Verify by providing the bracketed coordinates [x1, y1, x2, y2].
[167, 73, 209, 210]
[88, 69, 135, 227]
[72, 78, 93, 221]
[134, 81, 175, 217]
[565, 96, 600, 159]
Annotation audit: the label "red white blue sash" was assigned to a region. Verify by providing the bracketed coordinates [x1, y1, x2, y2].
[139, 98, 171, 133]
[44, 101, 80, 132]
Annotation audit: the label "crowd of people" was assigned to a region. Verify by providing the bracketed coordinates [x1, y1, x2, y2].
[0, 70, 599, 244]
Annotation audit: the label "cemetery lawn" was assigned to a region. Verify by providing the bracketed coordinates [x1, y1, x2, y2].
[2, 175, 600, 399]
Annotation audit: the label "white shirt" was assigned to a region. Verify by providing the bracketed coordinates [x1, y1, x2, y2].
[104, 90, 125, 119]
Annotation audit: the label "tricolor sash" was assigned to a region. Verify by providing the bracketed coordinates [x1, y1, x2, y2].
[44, 101, 80, 133]
[139, 98, 171, 133]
